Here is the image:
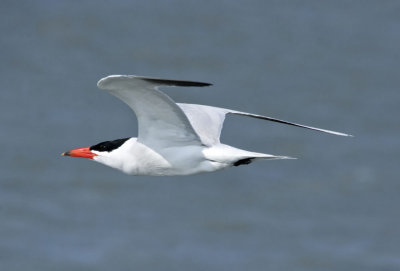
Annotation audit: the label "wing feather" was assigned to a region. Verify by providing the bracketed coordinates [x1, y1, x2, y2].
[97, 75, 211, 149]
[97, 75, 351, 151]
[178, 103, 352, 145]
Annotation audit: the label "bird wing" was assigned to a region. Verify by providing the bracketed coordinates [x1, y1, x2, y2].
[97, 75, 211, 149]
[178, 103, 352, 145]
[177, 104, 230, 145]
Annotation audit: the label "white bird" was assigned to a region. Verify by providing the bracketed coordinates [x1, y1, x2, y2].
[62, 75, 351, 176]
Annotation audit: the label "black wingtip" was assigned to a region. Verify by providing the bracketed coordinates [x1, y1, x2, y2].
[141, 78, 212, 87]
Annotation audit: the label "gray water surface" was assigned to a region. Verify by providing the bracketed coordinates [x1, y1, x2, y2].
[1, 1, 399, 270]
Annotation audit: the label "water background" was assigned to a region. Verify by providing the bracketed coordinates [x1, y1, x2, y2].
[1, 1, 399, 270]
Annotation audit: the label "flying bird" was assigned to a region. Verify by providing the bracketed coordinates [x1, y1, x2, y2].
[62, 75, 351, 176]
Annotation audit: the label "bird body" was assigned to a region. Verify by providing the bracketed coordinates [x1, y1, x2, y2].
[88, 137, 287, 176]
[62, 75, 351, 176]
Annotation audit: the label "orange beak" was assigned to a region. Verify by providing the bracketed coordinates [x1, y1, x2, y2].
[61, 147, 97, 159]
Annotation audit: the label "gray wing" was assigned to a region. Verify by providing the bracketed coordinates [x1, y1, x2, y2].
[178, 103, 352, 146]
[97, 75, 211, 149]
[177, 104, 230, 146]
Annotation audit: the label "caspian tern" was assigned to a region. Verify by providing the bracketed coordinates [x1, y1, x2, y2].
[62, 75, 351, 176]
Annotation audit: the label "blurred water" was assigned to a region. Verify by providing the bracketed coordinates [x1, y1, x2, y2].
[1, 1, 399, 270]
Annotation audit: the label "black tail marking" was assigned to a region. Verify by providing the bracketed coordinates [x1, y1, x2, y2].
[233, 158, 254, 167]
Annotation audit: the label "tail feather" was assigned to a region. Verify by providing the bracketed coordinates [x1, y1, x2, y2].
[204, 144, 295, 167]
[233, 155, 296, 167]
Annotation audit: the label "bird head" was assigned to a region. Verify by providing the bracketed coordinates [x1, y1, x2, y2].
[62, 138, 131, 169]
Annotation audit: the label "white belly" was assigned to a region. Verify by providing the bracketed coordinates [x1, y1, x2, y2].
[119, 141, 227, 176]
[94, 139, 238, 176]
